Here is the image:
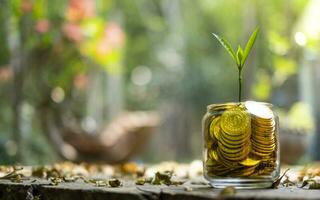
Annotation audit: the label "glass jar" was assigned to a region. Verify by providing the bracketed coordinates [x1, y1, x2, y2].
[202, 101, 280, 188]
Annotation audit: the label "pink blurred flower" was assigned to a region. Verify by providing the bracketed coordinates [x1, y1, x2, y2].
[103, 22, 125, 49]
[62, 23, 84, 43]
[20, 0, 33, 13]
[65, 0, 95, 22]
[0, 67, 13, 82]
[95, 22, 125, 55]
[35, 19, 51, 34]
[73, 73, 88, 89]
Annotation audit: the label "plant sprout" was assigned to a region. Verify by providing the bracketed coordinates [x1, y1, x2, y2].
[212, 28, 259, 102]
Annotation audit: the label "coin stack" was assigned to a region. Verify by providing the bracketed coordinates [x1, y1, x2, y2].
[245, 101, 277, 176]
[204, 101, 277, 178]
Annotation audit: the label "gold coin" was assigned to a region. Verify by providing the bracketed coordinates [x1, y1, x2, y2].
[245, 101, 274, 120]
[208, 165, 241, 177]
[252, 128, 275, 135]
[251, 145, 274, 154]
[260, 157, 276, 163]
[219, 128, 250, 144]
[253, 127, 275, 134]
[253, 137, 274, 144]
[240, 157, 261, 166]
[252, 120, 275, 127]
[203, 114, 214, 148]
[207, 163, 232, 172]
[209, 116, 221, 140]
[221, 127, 251, 140]
[216, 148, 240, 167]
[205, 158, 215, 167]
[251, 148, 272, 157]
[227, 165, 256, 177]
[219, 133, 250, 148]
[251, 138, 275, 147]
[252, 136, 275, 145]
[239, 168, 256, 176]
[217, 142, 245, 154]
[252, 125, 275, 133]
[207, 103, 239, 112]
[218, 144, 250, 161]
[252, 134, 275, 142]
[220, 107, 250, 135]
[205, 158, 221, 166]
[252, 121, 275, 129]
[251, 141, 275, 149]
[208, 149, 219, 161]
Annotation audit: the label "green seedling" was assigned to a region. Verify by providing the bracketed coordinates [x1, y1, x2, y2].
[212, 28, 259, 102]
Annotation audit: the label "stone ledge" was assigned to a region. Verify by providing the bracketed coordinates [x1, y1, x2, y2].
[1, 179, 320, 200]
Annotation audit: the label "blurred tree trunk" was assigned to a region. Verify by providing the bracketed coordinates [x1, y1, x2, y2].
[2, 0, 23, 162]
[242, 1, 257, 100]
[106, 72, 123, 121]
[298, 50, 319, 160]
[160, 0, 191, 160]
[86, 70, 104, 132]
[310, 55, 320, 160]
[2, 0, 31, 163]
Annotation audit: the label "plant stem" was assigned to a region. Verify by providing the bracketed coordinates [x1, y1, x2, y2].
[238, 69, 242, 102]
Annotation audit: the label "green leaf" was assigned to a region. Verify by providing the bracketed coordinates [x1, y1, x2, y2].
[241, 28, 259, 66]
[212, 33, 237, 65]
[236, 46, 244, 68]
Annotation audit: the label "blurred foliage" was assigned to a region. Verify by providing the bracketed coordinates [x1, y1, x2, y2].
[0, 0, 316, 164]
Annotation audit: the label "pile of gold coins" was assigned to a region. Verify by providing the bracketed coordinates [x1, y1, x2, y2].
[203, 101, 278, 178]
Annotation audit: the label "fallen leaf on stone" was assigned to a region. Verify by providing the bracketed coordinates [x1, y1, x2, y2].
[94, 180, 108, 187]
[184, 186, 193, 192]
[49, 177, 62, 186]
[108, 178, 122, 187]
[0, 167, 26, 183]
[300, 179, 320, 189]
[135, 177, 146, 185]
[151, 171, 172, 185]
[219, 186, 236, 196]
[170, 180, 185, 186]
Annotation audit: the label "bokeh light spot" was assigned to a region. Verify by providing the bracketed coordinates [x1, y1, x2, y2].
[131, 65, 152, 86]
[51, 87, 65, 103]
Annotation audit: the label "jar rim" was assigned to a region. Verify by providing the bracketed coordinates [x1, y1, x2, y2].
[207, 101, 274, 112]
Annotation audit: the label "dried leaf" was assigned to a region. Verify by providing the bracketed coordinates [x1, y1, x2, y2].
[300, 179, 320, 189]
[309, 182, 320, 189]
[46, 168, 61, 178]
[219, 186, 236, 196]
[94, 180, 108, 187]
[63, 176, 78, 182]
[145, 177, 153, 184]
[0, 167, 25, 183]
[32, 167, 47, 178]
[170, 180, 185, 186]
[49, 177, 62, 186]
[108, 178, 122, 187]
[184, 186, 193, 192]
[271, 168, 290, 188]
[10, 174, 23, 183]
[0, 167, 23, 179]
[151, 171, 172, 185]
[135, 177, 146, 185]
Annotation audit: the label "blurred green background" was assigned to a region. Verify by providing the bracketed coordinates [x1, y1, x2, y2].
[0, 0, 319, 165]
